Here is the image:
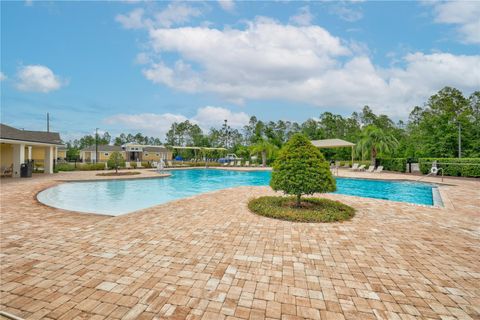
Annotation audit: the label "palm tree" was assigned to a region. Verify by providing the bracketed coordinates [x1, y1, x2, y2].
[250, 139, 277, 167]
[356, 125, 398, 166]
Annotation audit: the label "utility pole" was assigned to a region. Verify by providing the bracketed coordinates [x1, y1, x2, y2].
[47, 113, 50, 132]
[95, 128, 99, 164]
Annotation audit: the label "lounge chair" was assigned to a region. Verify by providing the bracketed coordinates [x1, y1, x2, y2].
[223, 162, 229, 166]
[236, 160, 242, 166]
[167, 161, 173, 167]
[356, 164, 366, 171]
[350, 163, 359, 171]
[136, 161, 143, 169]
[152, 161, 158, 168]
[374, 166, 384, 173]
[366, 165, 375, 173]
[245, 161, 250, 167]
[125, 162, 131, 169]
[1, 165, 13, 177]
[229, 161, 235, 167]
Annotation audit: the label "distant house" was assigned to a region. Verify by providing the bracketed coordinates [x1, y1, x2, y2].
[80, 143, 172, 163]
[80, 145, 123, 163]
[123, 144, 172, 162]
[0, 123, 63, 177]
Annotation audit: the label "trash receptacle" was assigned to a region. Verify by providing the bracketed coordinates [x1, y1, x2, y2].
[20, 162, 33, 178]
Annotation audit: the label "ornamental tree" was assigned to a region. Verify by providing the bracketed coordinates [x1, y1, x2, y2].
[270, 134, 336, 207]
[107, 152, 125, 173]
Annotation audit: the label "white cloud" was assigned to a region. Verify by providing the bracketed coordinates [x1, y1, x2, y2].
[117, 10, 479, 117]
[104, 106, 249, 137]
[430, 0, 480, 44]
[0, 72, 6, 81]
[218, 0, 235, 12]
[329, 3, 363, 22]
[289, 6, 314, 26]
[16, 65, 65, 93]
[116, 3, 201, 30]
[105, 112, 188, 137]
[116, 8, 146, 29]
[193, 106, 249, 130]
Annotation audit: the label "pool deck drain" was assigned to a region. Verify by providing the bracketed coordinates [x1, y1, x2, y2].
[0, 169, 479, 320]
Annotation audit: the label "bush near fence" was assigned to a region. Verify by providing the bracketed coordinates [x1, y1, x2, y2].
[378, 158, 407, 173]
[419, 158, 480, 177]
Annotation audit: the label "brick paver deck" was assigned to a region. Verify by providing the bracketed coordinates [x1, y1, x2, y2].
[1, 169, 479, 319]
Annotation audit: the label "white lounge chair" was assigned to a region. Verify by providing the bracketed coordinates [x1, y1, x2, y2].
[152, 161, 158, 168]
[366, 165, 375, 172]
[356, 164, 366, 171]
[223, 162, 229, 166]
[125, 162, 131, 169]
[167, 160, 173, 167]
[236, 160, 242, 166]
[350, 163, 359, 171]
[229, 161, 235, 166]
[245, 161, 250, 167]
[374, 166, 384, 173]
[136, 161, 143, 169]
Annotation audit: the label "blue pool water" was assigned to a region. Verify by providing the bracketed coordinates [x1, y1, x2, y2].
[37, 169, 440, 215]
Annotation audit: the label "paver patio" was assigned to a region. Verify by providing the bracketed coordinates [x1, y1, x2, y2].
[0, 169, 479, 320]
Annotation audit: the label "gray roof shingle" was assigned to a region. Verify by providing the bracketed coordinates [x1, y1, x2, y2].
[81, 145, 123, 152]
[0, 123, 62, 145]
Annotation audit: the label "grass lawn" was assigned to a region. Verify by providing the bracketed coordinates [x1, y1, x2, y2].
[248, 196, 355, 222]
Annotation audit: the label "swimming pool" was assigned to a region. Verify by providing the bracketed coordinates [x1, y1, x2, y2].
[37, 169, 441, 215]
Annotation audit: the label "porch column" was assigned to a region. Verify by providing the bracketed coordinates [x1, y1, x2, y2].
[27, 146, 32, 161]
[55, 147, 58, 160]
[12, 144, 25, 178]
[44, 146, 54, 174]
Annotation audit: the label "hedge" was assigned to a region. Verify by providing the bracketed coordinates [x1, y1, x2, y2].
[419, 158, 480, 177]
[337, 160, 370, 167]
[378, 158, 407, 173]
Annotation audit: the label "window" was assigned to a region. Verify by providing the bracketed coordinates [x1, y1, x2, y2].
[145, 152, 149, 156]
[156, 153, 159, 156]
[104, 152, 109, 156]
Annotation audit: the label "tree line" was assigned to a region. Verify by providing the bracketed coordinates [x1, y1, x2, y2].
[66, 87, 479, 162]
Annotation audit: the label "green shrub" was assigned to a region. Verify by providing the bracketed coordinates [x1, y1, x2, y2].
[419, 158, 480, 177]
[130, 161, 137, 169]
[378, 158, 407, 172]
[248, 196, 355, 223]
[79, 163, 106, 171]
[107, 152, 125, 173]
[55, 163, 76, 172]
[270, 134, 336, 206]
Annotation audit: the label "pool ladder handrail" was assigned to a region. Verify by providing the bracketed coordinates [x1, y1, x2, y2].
[417, 168, 444, 182]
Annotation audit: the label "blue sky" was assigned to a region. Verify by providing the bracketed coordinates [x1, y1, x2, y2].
[1, 0, 479, 141]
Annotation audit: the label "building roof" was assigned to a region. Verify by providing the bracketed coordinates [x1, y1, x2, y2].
[0, 123, 63, 145]
[310, 139, 355, 148]
[144, 146, 168, 152]
[81, 145, 123, 152]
